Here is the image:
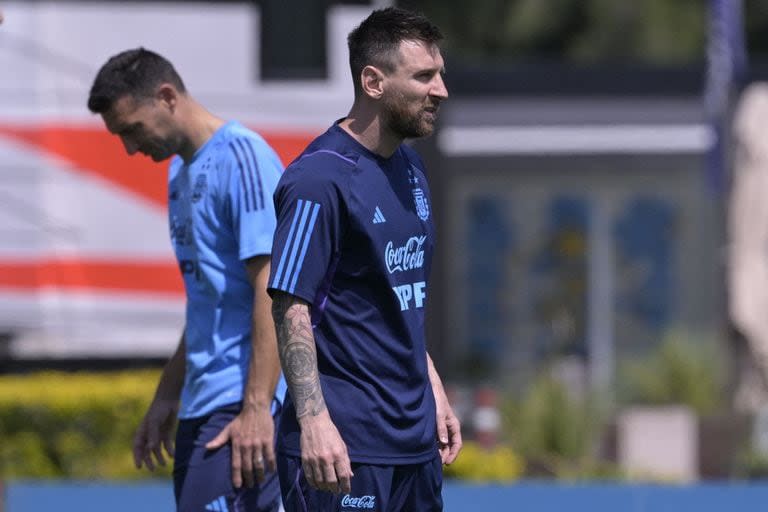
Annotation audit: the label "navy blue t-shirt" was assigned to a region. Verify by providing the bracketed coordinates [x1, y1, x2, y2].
[268, 123, 438, 464]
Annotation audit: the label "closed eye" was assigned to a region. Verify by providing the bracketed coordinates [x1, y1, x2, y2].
[415, 71, 436, 82]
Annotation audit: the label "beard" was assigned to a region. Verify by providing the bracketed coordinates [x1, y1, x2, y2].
[381, 89, 438, 140]
[148, 147, 175, 162]
[142, 135, 179, 162]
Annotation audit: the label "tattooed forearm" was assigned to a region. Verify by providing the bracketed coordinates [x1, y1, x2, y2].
[272, 292, 327, 418]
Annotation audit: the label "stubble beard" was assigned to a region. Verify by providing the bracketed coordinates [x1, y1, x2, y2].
[382, 91, 437, 140]
[145, 134, 181, 162]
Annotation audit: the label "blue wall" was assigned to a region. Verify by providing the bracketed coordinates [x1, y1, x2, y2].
[443, 482, 768, 511]
[5, 481, 768, 512]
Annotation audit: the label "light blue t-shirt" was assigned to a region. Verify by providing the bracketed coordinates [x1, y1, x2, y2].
[168, 120, 287, 419]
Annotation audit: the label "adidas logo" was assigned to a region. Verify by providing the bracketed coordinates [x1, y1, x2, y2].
[373, 206, 386, 224]
[205, 496, 229, 512]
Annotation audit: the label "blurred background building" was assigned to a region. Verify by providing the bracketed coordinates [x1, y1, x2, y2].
[0, 0, 731, 384]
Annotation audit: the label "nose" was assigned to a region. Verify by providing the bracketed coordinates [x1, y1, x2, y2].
[430, 74, 448, 100]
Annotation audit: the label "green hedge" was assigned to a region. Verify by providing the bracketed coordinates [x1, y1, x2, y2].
[443, 441, 524, 482]
[0, 370, 170, 479]
[0, 371, 531, 482]
[617, 333, 726, 415]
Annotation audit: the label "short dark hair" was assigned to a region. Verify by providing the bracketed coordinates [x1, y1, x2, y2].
[87, 48, 186, 113]
[347, 7, 443, 96]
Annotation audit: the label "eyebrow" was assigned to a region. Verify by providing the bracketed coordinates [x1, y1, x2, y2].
[415, 65, 445, 76]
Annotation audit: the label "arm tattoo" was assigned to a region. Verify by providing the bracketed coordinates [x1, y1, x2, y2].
[272, 292, 327, 418]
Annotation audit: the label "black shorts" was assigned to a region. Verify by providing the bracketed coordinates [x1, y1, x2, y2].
[174, 403, 282, 512]
[278, 453, 443, 512]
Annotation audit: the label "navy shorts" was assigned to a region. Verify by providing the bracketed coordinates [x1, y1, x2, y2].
[278, 453, 443, 512]
[174, 403, 282, 512]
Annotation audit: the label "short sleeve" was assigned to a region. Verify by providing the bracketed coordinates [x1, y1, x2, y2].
[268, 162, 345, 303]
[226, 136, 284, 260]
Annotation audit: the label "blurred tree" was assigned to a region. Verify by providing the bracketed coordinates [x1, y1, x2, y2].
[574, 0, 705, 62]
[746, 0, 768, 55]
[397, 0, 712, 64]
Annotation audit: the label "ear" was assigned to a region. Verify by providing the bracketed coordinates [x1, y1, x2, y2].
[155, 83, 179, 112]
[361, 65, 385, 100]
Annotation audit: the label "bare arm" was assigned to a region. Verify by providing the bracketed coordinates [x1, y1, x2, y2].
[133, 332, 185, 470]
[206, 255, 282, 488]
[427, 352, 462, 465]
[272, 291, 326, 418]
[243, 255, 283, 414]
[271, 290, 352, 493]
[154, 334, 186, 401]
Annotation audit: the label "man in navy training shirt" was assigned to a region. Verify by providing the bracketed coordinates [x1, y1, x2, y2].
[269, 7, 462, 512]
[88, 48, 287, 512]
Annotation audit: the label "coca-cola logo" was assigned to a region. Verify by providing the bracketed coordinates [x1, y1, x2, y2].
[385, 235, 426, 274]
[341, 494, 376, 509]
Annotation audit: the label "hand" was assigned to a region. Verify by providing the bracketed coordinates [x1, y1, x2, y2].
[133, 398, 178, 471]
[298, 411, 353, 494]
[435, 389, 462, 465]
[205, 404, 276, 488]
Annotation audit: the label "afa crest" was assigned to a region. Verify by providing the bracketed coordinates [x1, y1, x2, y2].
[192, 174, 207, 203]
[412, 188, 430, 221]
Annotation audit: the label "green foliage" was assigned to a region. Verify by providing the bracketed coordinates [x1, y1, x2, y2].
[0, 370, 168, 479]
[443, 441, 525, 482]
[505, 374, 599, 462]
[617, 332, 725, 415]
[496, 373, 624, 480]
[573, 0, 705, 62]
[554, 458, 627, 481]
[746, 0, 768, 56]
[735, 449, 768, 480]
[399, 0, 719, 63]
[0, 432, 59, 478]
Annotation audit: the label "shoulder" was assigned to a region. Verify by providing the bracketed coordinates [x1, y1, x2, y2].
[230, 122, 277, 156]
[208, 123, 281, 179]
[276, 160, 348, 203]
[214, 122, 278, 162]
[278, 134, 359, 191]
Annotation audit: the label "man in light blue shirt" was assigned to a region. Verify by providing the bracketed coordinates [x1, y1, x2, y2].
[88, 48, 286, 512]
